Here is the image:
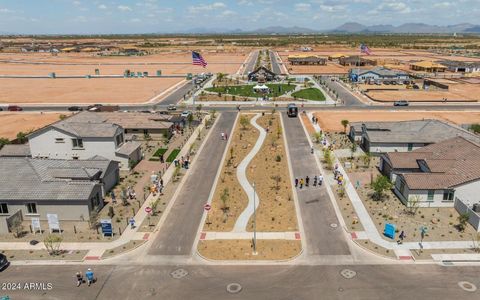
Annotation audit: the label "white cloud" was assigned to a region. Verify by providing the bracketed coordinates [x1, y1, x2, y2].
[130, 18, 141, 23]
[295, 3, 311, 12]
[72, 1, 81, 6]
[0, 8, 14, 13]
[433, 2, 453, 8]
[188, 2, 227, 13]
[98, 4, 107, 10]
[118, 5, 132, 12]
[221, 10, 237, 17]
[320, 4, 346, 13]
[73, 15, 87, 22]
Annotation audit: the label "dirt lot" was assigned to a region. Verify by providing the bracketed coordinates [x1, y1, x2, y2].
[0, 112, 64, 139]
[313, 110, 480, 132]
[0, 52, 246, 76]
[366, 87, 479, 102]
[198, 239, 301, 260]
[1, 249, 88, 261]
[285, 63, 348, 75]
[0, 77, 183, 104]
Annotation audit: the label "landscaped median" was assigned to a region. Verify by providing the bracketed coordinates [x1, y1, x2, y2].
[198, 112, 301, 261]
[292, 88, 326, 101]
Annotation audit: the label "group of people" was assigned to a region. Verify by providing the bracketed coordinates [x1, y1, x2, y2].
[174, 155, 190, 169]
[151, 177, 164, 196]
[220, 132, 229, 140]
[294, 175, 323, 189]
[75, 268, 96, 287]
[311, 116, 319, 124]
[334, 164, 344, 185]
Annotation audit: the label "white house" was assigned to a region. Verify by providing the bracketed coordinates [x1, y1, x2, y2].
[349, 66, 409, 83]
[381, 137, 480, 208]
[28, 112, 141, 170]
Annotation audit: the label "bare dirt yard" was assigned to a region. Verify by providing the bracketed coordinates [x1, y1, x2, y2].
[1, 249, 88, 261]
[0, 112, 64, 139]
[313, 110, 480, 132]
[198, 239, 301, 260]
[0, 77, 183, 104]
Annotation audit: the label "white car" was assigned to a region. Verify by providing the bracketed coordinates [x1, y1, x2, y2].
[181, 111, 192, 118]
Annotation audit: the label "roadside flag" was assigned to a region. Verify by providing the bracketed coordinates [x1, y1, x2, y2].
[360, 44, 372, 55]
[192, 51, 207, 68]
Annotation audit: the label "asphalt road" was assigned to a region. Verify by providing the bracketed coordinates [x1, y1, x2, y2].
[269, 50, 282, 75]
[320, 76, 365, 107]
[148, 112, 237, 255]
[282, 113, 350, 256]
[155, 81, 194, 106]
[2, 264, 479, 299]
[243, 50, 259, 76]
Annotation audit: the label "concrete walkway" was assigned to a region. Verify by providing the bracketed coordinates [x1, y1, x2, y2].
[232, 113, 267, 232]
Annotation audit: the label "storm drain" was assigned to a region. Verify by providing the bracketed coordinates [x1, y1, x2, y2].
[340, 269, 357, 279]
[458, 281, 477, 292]
[330, 223, 338, 229]
[170, 268, 188, 279]
[226, 283, 243, 294]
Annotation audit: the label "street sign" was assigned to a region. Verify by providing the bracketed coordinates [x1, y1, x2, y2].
[203, 204, 211, 211]
[145, 207, 152, 214]
[100, 219, 113, 236]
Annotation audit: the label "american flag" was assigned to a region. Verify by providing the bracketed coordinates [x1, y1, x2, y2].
[192, 51, 207, 68]
[360, 44, 372, 55]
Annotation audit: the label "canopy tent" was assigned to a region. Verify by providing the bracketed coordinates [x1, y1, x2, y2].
[253, 84, 270, 94]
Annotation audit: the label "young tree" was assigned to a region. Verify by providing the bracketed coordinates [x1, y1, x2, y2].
[276, 123, 282, 139]
[362, 152, 372, 168]
[240, 115, 250, 130]
[11, 218, 24, 238]
[59, 114, 67, 120]
[44, 234, 63, 256]
[457, 213, 470, 232]
[313, 132, 322, 144]
[350, 142, 358, 159]
[370, 175, 393, 201]
[210, 109, 217, 120]
[217, 72, 225, 82]
[470, 123, 480, 134]
[0, 137, 9, 150]
[341, 119, 349, 134]
[89, 211, 99, 229]
[323, 149, 334, 170]
[16, 131, 28, 143]
[220, 188, 229, 222]
[271, 175, 282, 191]
[187, 113, 194, 128]
[150, 198, 160, 216]
[407, 195, 421, 215]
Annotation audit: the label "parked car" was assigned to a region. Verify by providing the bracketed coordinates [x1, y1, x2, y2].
[181, 110, 192, 118]
[87, 104, 103, 111]
[7, 105, 22, 111]
[68, 106, 83, 112]
[393, 100, 409, 106]
[167, 104, 177, 111]
[0, 253, 9, 271]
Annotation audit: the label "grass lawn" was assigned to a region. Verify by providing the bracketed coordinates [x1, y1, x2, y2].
[291, 88, 326, 101]
[153, 148, 168, 157]
[205, 84, 296, 98]
[166, 148, 180, 163]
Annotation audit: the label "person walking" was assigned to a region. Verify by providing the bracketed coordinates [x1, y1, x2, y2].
[129, 217, 135, 229]
[305, 176, 310, 187]
[221, 132, 225, 140]
[295, 178, 298, 188]
[299, 178, 304, 189]
[76, 272, 83, 287]
[397, 230, 406, 244]
[313, 176, 317, 187]
[85, 268, 95, 286]
[319, 175, 323, 186]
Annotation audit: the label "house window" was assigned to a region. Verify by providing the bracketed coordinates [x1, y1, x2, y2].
[407, 143, 413, 151]
[55, 138, 64, 143]
[443, 190, 454, 201]
[115, 134, 124, 146]
[0, 203, 8, 214]
[72, 138, 83, 149]
[427, 190, 435, 201]
[26, 202, 37, 214]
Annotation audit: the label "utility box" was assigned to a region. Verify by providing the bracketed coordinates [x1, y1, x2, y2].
[95, 68, 100, 75]
[49, 72, 56, 79]
[186, 73, 193, 80]
[156, 70, 162, 76]
[143, 71, 148, 77]
[124, 69, 131, 77]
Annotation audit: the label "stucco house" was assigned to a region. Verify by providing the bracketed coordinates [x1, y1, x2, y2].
[28, 112, 141, 170]
[0, 157, 119, 234]
[380, 137, 480, 207]
[349, 67, 409, 83]
[350, 119, 480, 154]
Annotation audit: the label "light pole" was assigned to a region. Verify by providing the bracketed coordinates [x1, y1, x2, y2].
[253, 182, 257, 255]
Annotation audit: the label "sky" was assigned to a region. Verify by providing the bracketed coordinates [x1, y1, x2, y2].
[0, 0, 479, 34]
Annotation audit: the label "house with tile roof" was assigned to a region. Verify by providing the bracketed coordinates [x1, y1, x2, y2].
[28, 112, 142, 170]
[380, 137, 480, 207]
[0, 156, 118, 234]
[350, 119, 480, 154]
[348, 66, 409, 83]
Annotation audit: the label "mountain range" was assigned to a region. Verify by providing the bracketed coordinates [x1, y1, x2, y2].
[181, 23, 480, 34]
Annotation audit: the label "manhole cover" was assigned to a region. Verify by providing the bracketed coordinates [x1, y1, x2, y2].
[338, 287, 344, 292]
[458, 281, 477, 292]
[170, 268, 188, 279]
[340, 269, 357, 279]
[330, 223, 338, 228]
[226, 283, 242, 294]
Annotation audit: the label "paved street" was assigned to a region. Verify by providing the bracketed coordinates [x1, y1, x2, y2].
[243, 50, 259, 76]
[269, 50, 282, 74]
[320, 76, 365, 107]
[156, 81, 194, 106]
[282, 112, 350, 256]
[2, 264, 479, 300]
[148, 112, 237, 255]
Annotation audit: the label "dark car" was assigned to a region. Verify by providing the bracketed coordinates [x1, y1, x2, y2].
[0, 253, 9, 271]
[393, 100, 409, 106]
[68, 106, 83, 112]
[7, 105, 22, 111]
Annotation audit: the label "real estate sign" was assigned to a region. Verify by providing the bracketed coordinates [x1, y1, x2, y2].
[47, 213, 61, 233]
[31, 217, 41, 234]
[100, 219, 113, 236]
